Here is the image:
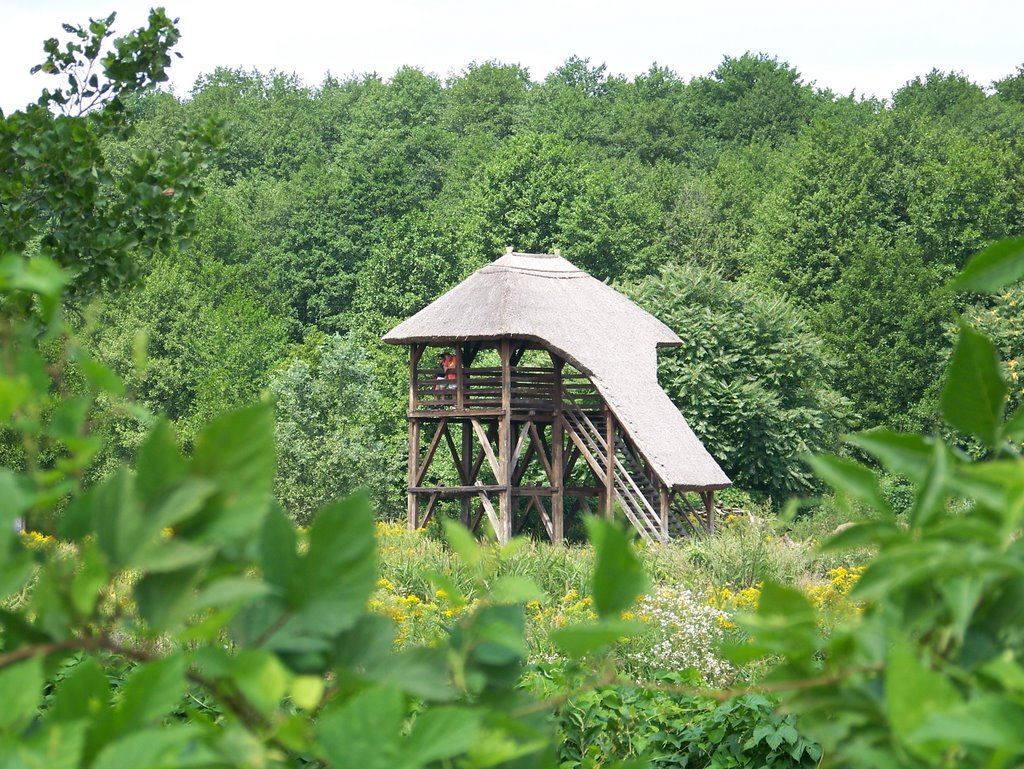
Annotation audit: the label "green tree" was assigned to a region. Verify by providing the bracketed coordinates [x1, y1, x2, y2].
[466, 132, 662, 278]
[86, 256, 291, 459]
[443, 61, 530, 140]
[529, 56, 614, 148]
[0, 9, 221, 503]
[185, 68, 322, 181]
[818, 240, 955, 429]
[271, 336, 401, 523]
[623, 263, 849, 503]
[604, 65, 693, 164]
[891, 69, 987, 124]
[682, 53, 820, 150]
[964, 280, 1024, 420]
[349, 204, 487, 333]
[1, 16, 660, 768]
[0, 8, 219, 293]
[745, 98, 886, 305]
[994, 64, 1024, 104]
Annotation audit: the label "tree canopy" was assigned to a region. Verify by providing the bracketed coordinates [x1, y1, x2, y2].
[15, 39, 1022, 513]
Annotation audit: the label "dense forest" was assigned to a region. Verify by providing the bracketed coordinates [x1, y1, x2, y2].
[6, 13, 1024, 767]
[41, 52, 1024, 518]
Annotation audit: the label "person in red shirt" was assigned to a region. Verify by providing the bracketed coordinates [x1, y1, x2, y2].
[434, 352, 458, 404]
[442, 352, 458, 401]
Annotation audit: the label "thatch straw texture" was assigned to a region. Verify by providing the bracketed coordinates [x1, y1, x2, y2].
[384, 252, 730, 491]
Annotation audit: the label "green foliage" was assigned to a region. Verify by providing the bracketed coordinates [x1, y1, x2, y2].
[733, 239, 1024, 768]
[623, 262, 849, 502]
[7, 14, 1024, 766]
[271, 335, 401, 523]
[743, 84, 1023, 428]
[56, 45, 1024, 445]
[0, 310, 654, 769]
[465, 131, 662, 279]
[556, 679, 820, 769]
[83, 255, 291, 466]
[817, 239, 955, 428]
[963, 279, 1024, 420]
[683, 53, 821, 149]
[0, 9, 221, 293]
[1, 243, 662, 769]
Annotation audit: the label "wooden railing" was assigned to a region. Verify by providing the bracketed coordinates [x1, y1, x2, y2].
[412, 366, 601, 412]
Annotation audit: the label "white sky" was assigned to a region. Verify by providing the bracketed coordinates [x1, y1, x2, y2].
[2, 0, 1022, 114]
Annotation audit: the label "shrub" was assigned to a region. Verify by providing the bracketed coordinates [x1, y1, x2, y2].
[686, 514, 805, 589]
[623, 585, 732, 683]
[734, 238, 1024, 767]
[556, 679, 821, 769]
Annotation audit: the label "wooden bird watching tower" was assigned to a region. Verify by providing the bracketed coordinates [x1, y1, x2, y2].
[383, 251, 730, 544]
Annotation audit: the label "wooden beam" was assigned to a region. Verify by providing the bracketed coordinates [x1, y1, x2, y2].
[511, 421, 531, 475]
[511, 440, 537, 486]
[510, 342, 528, 367]
[444, 424, 463, 479]
[564, 486, 602, 496]
[410, 344, 424, 411]
[536, 495, 554, 540]
[468, 421, 497, 483]
[564, 444, 580, 477]
[660, 485, 670, 541]
[514, 496, 534, 536]
[551, 359, 565, 543]
[704, 491, 716, 535]
[414, 418, 448, 486]
[478, 491, 500, 536]
[565, 415, 602, 481]
[461, 421, 472, 525]
[528, 421, 555, 482]
[470, 418, 501, 479]
[407, 418, 420, 530]
[409, 485, 504, 495]
[668, 491, 702, 538]
[470, 499, 485, 533]
[462, 341, 482, 368]
[604, 407, 615, 520]
[422, 493, 440, 527]
[498, 339, 513, 544]
[455, 344, 465, 411]
[409, 408, 506, 419]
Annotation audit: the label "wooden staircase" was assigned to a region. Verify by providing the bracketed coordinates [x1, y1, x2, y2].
[560, 389, 711, 542]
[560, 397, 664, 542]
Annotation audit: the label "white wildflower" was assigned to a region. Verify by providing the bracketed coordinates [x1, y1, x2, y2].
[631, 585, 731, 683]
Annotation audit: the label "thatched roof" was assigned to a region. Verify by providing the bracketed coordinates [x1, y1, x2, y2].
[384, 251, 730, 491]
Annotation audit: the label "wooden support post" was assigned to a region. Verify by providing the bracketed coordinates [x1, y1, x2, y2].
[551, 357, 564, 542]
[422, 493, 440, 527]
[455, 344, 465, 411]
[407, 344, 425, 530]
[704, 491, 716, 535]
[498, 340, 513, 544]
[410, 344, 424, 411]
[604, 406, 615, 519]
[407, 418, 420, 530]
[460, 421, 472, 526]
[660, 485, 670, 541]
